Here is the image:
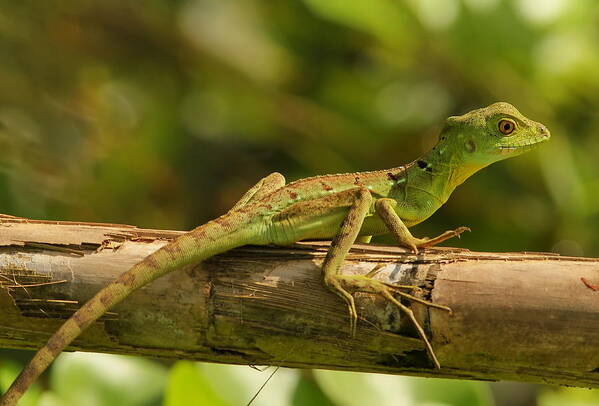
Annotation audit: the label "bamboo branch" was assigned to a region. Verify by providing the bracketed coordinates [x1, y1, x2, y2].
[1, 214, 599, 388]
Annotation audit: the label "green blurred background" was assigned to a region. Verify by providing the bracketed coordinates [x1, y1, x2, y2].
[0, 0, 598, 405]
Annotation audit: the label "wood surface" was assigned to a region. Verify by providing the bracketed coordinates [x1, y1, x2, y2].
[1, 214, 598, 388]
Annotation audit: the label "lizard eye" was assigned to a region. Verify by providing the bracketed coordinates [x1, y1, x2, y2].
[498, 119, 516, 136]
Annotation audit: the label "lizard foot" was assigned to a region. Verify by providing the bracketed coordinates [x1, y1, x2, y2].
[324, 274, 451, 368]
[407, 226, 471, 253]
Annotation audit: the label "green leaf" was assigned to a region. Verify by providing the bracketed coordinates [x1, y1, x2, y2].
[164, 362, 230, 406]
[199, 364, 297, 406]
[49, 353, 167, 406]
[302, 0, 411, 44]
[314, 371, 494, 406]
[408, 377, 494, 406]
[314, 370, 410, 406]
[291, 371, 337, 406]
[538, 387, 599, 406]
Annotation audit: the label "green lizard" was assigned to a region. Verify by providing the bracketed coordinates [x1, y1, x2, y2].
[0, 102, 549, 406]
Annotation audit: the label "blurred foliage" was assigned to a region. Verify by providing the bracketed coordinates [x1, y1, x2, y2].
[0, 361, 42, 406]
[0, 0, 598, 404]
[46, 353, 166, 406]
[165, 362, 227, 406]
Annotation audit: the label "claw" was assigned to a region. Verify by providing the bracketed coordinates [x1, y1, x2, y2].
[365, 264, 385, 278]
[326, 275, 451, 368]
[384, 283, 452, 313]
[380, 290, 442, 369]
[414, 226, 472, 249]
[453, 226, 471, 238]
[384, 282, 419, 290]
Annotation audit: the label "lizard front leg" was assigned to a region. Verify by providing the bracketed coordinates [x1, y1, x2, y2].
[375, 198, 469, 254]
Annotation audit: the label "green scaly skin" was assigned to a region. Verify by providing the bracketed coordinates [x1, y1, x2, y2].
[0, 102, 550, 405]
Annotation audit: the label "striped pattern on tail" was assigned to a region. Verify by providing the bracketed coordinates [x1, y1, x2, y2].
[0, 212, 259, 406]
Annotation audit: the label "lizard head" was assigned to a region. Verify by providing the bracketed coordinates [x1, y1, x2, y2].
[440, 102, 550, 166]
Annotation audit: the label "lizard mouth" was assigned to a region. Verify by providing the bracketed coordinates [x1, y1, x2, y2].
[498, 132, 550, 154]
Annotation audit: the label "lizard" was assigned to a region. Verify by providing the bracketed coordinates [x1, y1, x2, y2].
[0, 102, 550, 406]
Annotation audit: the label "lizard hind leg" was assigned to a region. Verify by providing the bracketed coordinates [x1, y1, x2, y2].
[320, 187, 373, 338]
[332, 274, 449, 369]
[321, 191, 448, 368]
[230, 172, 286, 211]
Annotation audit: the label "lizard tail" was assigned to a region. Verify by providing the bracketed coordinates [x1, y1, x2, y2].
[0, 212, 260, 406]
